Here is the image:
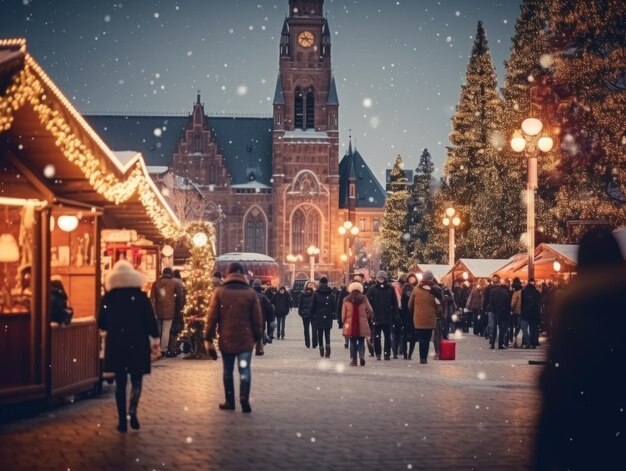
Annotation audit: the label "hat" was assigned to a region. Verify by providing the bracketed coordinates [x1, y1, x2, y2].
[105, 259, 144, 292]
[528, 277, 535, 283]
[162, 267, 173, 276]
[252, 279, 262, 288]
[348, 282, 363, 293]
[226, 263, 244, 275]
[319, 276, 328, 284]
[376, 270, 388, 280]
[421, 270, 434, 283]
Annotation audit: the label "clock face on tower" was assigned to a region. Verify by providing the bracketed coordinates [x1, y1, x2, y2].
[298, 31, 315, 48]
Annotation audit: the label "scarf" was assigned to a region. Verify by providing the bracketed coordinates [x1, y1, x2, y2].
[350, 301, 361, 338]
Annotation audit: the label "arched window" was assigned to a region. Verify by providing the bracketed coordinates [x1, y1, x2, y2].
[244, 208, 266, 254]
[294, 87, 304, 129]
[305, 91, 314, 129]
[291, 206, 321, 256]
[194, 134, 202, 152]
[294, 86, 315, 130]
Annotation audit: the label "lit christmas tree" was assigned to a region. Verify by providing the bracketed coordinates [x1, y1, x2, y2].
[380, 155, 409, 278]
[547, 0, 626, 234]
[443, 21, 519, 258]
[178, 221, 216, 359]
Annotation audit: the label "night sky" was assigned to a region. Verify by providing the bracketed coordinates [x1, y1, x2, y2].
[1, 0, 521, 183]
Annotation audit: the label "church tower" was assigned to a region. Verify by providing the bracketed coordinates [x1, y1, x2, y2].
[272, 0, 341, 280]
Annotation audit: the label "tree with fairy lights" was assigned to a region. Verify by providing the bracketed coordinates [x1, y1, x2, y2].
[178, 221, 216, 359]
[546, 0, 626, 234]
[380, 155, 409, 278]
[443, 21, 519, 258]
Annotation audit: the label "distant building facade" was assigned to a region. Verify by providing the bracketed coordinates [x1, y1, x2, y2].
[86, 0, 385, 283]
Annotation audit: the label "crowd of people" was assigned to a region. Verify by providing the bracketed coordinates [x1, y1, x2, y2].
[96, 227, 625, 469]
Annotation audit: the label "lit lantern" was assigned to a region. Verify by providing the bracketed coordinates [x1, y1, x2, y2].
[57, 215, 79, 232]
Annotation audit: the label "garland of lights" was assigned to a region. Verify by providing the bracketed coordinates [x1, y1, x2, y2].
[0, 48, 181, 240]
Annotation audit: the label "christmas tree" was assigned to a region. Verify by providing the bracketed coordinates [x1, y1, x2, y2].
[380, 155, 410, 278]
[547, 0, 626, 233]
[178, 221, 216, 359]
[443, 21, 519, 258]
[408, 148, 436, 264]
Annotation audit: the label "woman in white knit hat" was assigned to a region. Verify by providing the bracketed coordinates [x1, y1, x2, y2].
[341, 281, 374, 366]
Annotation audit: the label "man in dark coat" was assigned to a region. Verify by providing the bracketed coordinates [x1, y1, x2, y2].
[298, 281, 317, 348]
[99, 260, 160, 432]
[252, 279, 274, 355]
[521, 278, 541, 348]
[310, 276, 336, 358]
[204, 262, 263, 413]
[488, 275, 510, 349]
[271, 286, 292, 339]
[365, 270, 399, 361]
[535, 228, 626, 470]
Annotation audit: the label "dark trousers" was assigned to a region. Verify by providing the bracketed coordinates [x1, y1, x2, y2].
[373, 323, 391, 358]
[301, 317, 317, 347]
[221, 350, 253, 404]
[414, 328, 433, 361]
[490, 314, 509, 347]
[510, 315, 521, 343]
[529, 321, 540, 347]
[391, 323, 403, 356]
[276, 315, 286, 338]
[317, 327, 331, 347]
[470, 309, 481, 335]
[349, 337, 365, 361]
[115, 371, 143, 423]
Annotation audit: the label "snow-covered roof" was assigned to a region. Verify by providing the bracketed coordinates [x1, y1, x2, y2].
[541, 244, 578, 264]
[216, 252, 277, 262]
[283, 129, 329, 140]
[147, 166, 169, 175]
[414, 264, 452, 281]
[112, 150, 141, 169]
[457, 259, 511, 278]
[231, 181, 271, 190]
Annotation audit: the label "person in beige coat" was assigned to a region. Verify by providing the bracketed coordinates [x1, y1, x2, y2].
[341, 281, 374, 366]
[408, 270, 441, 364]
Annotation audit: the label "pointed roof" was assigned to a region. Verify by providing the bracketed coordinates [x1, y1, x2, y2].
[327, 75, 339, 105]
[273, 75, 285, 105]
[338, 144, 386, 209]
[323, 18, 330, 36]
[281, 18, 289, 35]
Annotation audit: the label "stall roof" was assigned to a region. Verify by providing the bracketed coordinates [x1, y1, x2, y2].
[440, 258, 511, 286]
[413, 264, 452, 282]
[0, 38, 180, 243]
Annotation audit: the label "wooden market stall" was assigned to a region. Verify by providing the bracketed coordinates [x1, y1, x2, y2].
[0, 39, 180, 404]
[495, 244, 578, 282]
[439, 258, 511, 287]
[412, 263, 452, 283]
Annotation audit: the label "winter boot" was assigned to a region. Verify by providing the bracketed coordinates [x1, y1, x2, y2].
[115, 386, 127, 432]
[325, 345, 331, 358]
[128, 377, 142, 430]
[319, 346, 325, 357]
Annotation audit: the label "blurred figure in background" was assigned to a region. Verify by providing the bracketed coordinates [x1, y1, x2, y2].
[535, 228, 626, 470]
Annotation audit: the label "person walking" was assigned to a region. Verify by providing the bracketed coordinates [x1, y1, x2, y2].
[252, 279, 274, 356]
[204, 262, 263, 413]
[535, 228, 626, 470]
[341, 281, 373, 366]
[98, 260, 160, 432]
[390, 275, 404, 358]
[408, 270, 441, 364]
[509, 277, 523, 348]
[298, 281, 317, 348]
[272, 286, 291, 339]
[520, 277, 541, 349]
[365, 271, 398, 361]
[465, 281, 483, 336]
[488, 275, 511, 349]
[400, 273, 418, 359]
[310, 276, 336, 358]
[150, 267, 183, 357]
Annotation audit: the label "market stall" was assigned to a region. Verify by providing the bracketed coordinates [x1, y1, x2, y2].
[0, 39, 180, 404]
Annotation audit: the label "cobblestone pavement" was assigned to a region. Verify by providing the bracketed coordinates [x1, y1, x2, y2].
[0, 311, 547, 470]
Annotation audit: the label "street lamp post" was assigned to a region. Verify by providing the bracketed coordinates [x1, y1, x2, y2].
[307, 245, 320, 281]
[286, 253, 302, 286]
[338, 220, 359, 283]
[511, 118, 554, 280]
[442, 207, 461, 266]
